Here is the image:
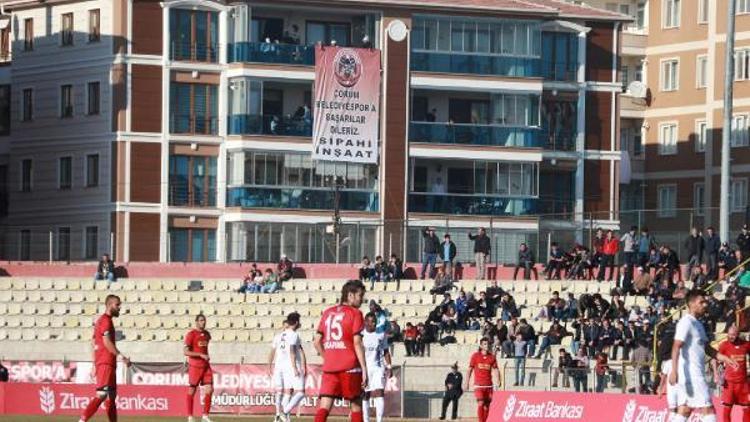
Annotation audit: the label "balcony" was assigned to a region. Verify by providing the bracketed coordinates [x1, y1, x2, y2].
[409, 122, 541, 148]
[171, 41, 219, 63]
[411, 52, 540, 78]
[228, 114, 312, 137]
[227, 187, 378, 212]
[170, 115, 218, 136]
[169, 186, 217, 207]
[541, 60, 577, 82]
[409, 194, 537, 216]
[229, 41, 314, 65]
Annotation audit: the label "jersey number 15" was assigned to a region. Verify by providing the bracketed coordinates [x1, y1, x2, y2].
[324, 313, 345, 341]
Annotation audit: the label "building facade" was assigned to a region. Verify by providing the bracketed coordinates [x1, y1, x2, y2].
[0, 0, 626, 263]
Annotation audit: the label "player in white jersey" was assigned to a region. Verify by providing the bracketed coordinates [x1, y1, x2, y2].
[659, 359, 680, 414]
[669, 289, 737, 422]
[268, 312, 307, 422]
[362, 312, 392, 422]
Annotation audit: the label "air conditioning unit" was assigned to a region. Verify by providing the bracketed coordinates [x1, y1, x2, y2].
[627, 81, 648, 98]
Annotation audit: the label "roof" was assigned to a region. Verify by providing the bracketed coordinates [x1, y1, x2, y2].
[524, 0, 632, 21]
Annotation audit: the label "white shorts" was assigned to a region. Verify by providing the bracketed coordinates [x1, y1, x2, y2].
[366, 366, 386, 392]
[273, 367, 305, 391]
[677, 375, 712, 409]
[661, 361, 680, 409]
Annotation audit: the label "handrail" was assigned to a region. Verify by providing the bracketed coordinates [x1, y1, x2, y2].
[651, 256, 750, 371]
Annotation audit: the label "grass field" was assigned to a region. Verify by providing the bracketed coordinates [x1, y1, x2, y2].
[0, 417, 424, 421]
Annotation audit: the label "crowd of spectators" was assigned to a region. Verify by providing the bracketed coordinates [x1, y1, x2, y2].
[236, 255, 294, 293]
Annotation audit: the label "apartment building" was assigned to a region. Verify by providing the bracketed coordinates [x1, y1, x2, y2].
[0, 0, 626, 263]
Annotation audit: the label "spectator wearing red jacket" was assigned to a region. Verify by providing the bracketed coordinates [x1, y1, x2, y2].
[597, 230, 619, 282]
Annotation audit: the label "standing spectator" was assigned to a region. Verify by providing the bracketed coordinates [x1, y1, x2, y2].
[545, 242, 564, 280]
[609, 320, 627, 360]
[469, 228, 491, 280]
[440, 363, 463, 420]
[276, 254, 293, 282]
[598, 230, 619, 282]
[94, 254, 116, 282]
[0, 362, 7, 382]
[512, 334, 527, 386]
[439, 234, 457, 277]
[583, 318, 602, 357]
[631, 341, 652, 393]
[571, 317, 584, 355]
[704, 226, 721, 280]
[683, 227, 705, 280]
[426, 108, 437, 122]
[594, 352, 610, 393]
[552, 348, 572, 388]
[637, 227, 656, 266]
[620, 225, 638, 269]
[421, 227, 440, 280]
[513, 243, 538, 280]
[416, 323, 430, 357]
[403, 323, 417, 356]
[517, 318, 537, 357]
[737, 224, 750, 261]
[570, 348, 589, 392]
[592, 228, 605, 271]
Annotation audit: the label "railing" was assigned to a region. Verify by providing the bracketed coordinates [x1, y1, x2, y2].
[228, 114, 312, 137]
[170, 41, 219, 62]
[169, 115, 218, 135]
[651, 256, 750, 371]
[408, 194, 539, 217]
[409, 122, 541, 148]
[228, 42, 314, 65]
[227, 187, 378, 212]
[168, 186, 216, 207]
[410, 51, 541, 78]
[541, 60, 578, 82]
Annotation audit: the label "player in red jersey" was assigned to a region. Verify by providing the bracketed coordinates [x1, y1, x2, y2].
[184, 314, 213, 422]
[465, 337, 500, 422]
[79, 295, 130, 422]
[718, 325, 750, 422]
[313, 279, 368, 422]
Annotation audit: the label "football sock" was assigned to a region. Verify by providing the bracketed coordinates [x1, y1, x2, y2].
[105, 398, 117, 422]
[362, 398, 370, 422]
[351, 410, 363, 422]
[742, 406, 750, 422]
[283, 392, 306, 414]
[670, 414, 687, 422]
[374, 397, 385, 422]
[186, 393, 194, 416]
[282, 393, 291, 412]
[202, 392, 212, 415]
[81, 396, 105, 421]
[723, 405, 733, 422]
[477, 403, 486, 422]
[275, 392, 283, 415]
[701, 413, 717, 422]
[314, 408, 330, 422]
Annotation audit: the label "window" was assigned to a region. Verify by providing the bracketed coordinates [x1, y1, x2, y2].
[659, 123, 678, 155]
[88, 9, 100, 42]
[636, 2, 646, 29]
[169, 82, 218, 134]
[306, 21, 352, 46]
[635, 64, 643, 82]
[86, 154, 99, 187]
[698, 0, 709, 22]
[731, 115, 749, 147]
[661, 59, 679, 91]
[61, 85, 73, 118]
[22, 88, 32, 121]
[605, 3, 618, 11]
[619, 4, 631, 15]
[61, 13, 74, 46]
[87, 82, 100, 115]
[736, 49, 750, 80]
[20, 159, 32, 192]
[664, 0, 681, 28]
[169, 9, 219, 62]
[740, 0, 750, 13]
[57, 227, 71, 261]
[169, 228, 216, 262]
[694, 183, 705, 216]
[58, 157, 72, 189]
[657, 185, 677, 217]
[696, 55, 708, 88]
[168, 155, 217, 207]
[84, 226, 98, 259]
[19, 230, 31, 261]
[0, 85, 10, 135]
[695, 120, 707, 152]
[621, 65, 629, 90]
[730, 179, 749, 212]
[24, 18, 33, 51]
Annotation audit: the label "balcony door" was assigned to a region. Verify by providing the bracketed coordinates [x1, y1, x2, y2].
[448, 99, 489, 124]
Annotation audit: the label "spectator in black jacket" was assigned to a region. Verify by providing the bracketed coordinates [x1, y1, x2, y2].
[420, 227, 441, 280]
[658, 245, 680, 283]
[704, 226, 721, 280]
[719, 243, 738, 279]
[485, 280, 506, 316]
[683, 227, 704, 280]
[737, 224, 750, 261]
[583, 318, 602, 357]
[439, 234, 457, 278]
[552, 348, 572, 388]
[440, 363, 463, 420]
[469, 227, 491, 280]
[94, 254, 116, 282]
[513, 243, 538, 280]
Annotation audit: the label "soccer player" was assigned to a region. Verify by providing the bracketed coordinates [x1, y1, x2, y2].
[363, 312, 392, 422]
[269, 312, 308, 422]
[657, 320, 680, 422]
[669, 289, 738, 422]
[465, 337, 500, 422]
[718, 325, 750, 422]
[184, 314, 213, 422]
[79, 295, 130, 422]
[313, 279, 368, 422]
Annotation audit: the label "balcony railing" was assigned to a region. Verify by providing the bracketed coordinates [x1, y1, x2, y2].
[541, 60, 577, 82]
[409, 193, 574, 219]
[169, 185, 216, 207]
[170, 115, 218, 135]
[170, 41, 219, 62]
[227, 187, 378, 212]
[411, 51, 540, 78]
[229, 42, 314, 65]
[410, 122, 541, 148]
[228, 114, 312, 137]
[538, 130, 577, 151]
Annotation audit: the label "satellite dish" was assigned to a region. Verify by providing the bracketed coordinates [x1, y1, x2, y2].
[627, 81, 647, 98]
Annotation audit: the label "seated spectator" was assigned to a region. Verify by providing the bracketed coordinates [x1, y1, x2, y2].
[493, 319, 509, 348]
[658, 245, 680, 283]
[94, 254, 116, 282]
[388, 254, 403, 282]
[609, 320, 627, 360]
[416, 322, 432, 356]
[632, 266, 653, 295]
[567, 244, 594, 280]
[403, 323, 418, 356]
[371, 255, 389, 289]
[598, 319, 616, 355]
[646, 247, 661, 275]
[485, 280, 506, 316]
[545, 242, 564, 280]
[455, 290, 469, 327]
[440, 307, 458, 336]
[718, 243, 738, 279]
[237, 265, 263, 293]
[277, 254, 294, 282]
[513, 243, 538, 280]
[387, 321, 402, 343]
[467, 318, 481, 330]
[535, 321, 570, 358]
[563, 293, 578, 320]
[672, 280, 689, 303]
[359, 256, 374, 282]
[430, 265, 454, 295]
[476, 291, 491, 319]
[618, 264, 633, 295]
[516, 318, 537, 357]
[498, 293, 519, 321]
[545, 291, 567, 321]
[260, 268, 279, 293]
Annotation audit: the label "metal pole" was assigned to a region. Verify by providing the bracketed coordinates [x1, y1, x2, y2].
[721, 0, 737, 242]
[48, 230, 53, 262]
[110, 232, 115, 258]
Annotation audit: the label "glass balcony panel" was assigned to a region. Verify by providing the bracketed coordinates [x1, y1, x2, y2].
[409, 122, 541, 148]
[227, 187, 378, 212]
[228, 115, 312, 137]
[229, 42, 315, 65]
[410, 51, 541, 77]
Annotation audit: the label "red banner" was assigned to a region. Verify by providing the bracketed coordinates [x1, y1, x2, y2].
[0, 383, 190, 416]
[488, 390, 741, 421]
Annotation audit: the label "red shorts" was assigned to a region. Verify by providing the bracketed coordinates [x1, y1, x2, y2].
[722, 381, 750, 405]
[319, 371, 363, 400]
[95, 364, 116, 392]
[188, 365, 213, 387]
[474, 386, 493, 402]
